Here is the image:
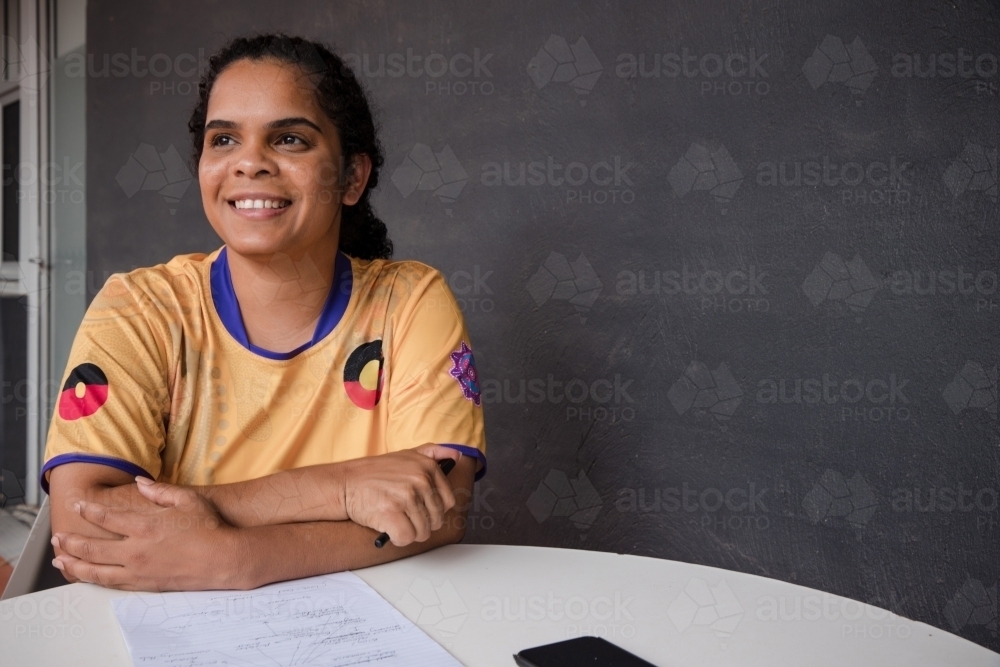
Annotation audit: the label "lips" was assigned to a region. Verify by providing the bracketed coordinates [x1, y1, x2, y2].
[58, 363, 109, 420]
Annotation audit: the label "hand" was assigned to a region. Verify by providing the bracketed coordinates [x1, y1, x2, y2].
[342, 444, 461, 547]
[51, 478, 246, 591]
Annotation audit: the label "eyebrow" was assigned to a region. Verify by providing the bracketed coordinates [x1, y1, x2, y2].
[204, 117, 324, 133]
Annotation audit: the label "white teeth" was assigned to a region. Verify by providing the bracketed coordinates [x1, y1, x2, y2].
[233, 199, 289, 209]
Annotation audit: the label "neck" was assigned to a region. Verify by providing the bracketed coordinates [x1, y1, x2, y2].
[226, 240, 340, 353]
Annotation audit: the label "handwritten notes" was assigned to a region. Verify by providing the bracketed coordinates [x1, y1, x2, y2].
[111, 571, 464, 666]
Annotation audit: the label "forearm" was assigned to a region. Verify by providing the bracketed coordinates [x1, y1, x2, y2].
[196, 463, 348, 528]
[238, 510, 467, 588]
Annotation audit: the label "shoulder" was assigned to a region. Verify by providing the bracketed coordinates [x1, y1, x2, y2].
[350, 256, 452, 300]
[349, 255, 460, 322]
[87, 251, 216, 324]
[351, 256, 443, 287]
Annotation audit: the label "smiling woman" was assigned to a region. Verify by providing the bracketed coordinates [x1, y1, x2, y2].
[38, 34, 487, 592]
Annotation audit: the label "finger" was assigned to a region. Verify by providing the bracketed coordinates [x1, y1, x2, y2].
[52, 533, 126, 566]
[414, 443, 463, 464]
[403, 490, 433, 543]
[431, 465, 457, 514]
[382, 514, 417, 548]
[53, 554, 130, 589]
[74, 500, 146, 536]
[135, 477, 201, 511]
[419, 479, 447, 531]
[135, 477, 182, 507]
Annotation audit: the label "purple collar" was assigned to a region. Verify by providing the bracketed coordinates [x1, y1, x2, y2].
[210, 247, 353, 360]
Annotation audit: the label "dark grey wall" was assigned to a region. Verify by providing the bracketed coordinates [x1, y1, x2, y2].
[87, 0, 999, 651]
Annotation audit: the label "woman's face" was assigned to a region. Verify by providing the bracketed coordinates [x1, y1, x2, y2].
[198, 58, 368, 260]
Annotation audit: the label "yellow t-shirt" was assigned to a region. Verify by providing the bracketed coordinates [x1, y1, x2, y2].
[41, 246, 486, 491]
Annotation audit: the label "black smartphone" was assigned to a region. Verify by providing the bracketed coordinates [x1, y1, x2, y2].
[514, 636, 658, 667]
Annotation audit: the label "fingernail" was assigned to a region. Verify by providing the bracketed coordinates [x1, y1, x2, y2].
[52, 558, 64, 570]
[72, 501, 83, 513]
[136, 476, 153, 485]
[50, 535, 59, 547]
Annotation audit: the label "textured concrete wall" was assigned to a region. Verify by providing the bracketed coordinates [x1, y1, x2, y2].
[86, 0, 999, 651]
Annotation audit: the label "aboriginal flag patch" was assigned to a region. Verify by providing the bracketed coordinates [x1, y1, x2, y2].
[344, 340, 383, 409]
[58, 363, 109, 420]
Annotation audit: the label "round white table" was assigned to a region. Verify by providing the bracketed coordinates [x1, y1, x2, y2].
[1, 544, 996, 666]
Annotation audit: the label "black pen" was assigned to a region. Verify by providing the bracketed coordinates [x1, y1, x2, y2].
[374, 457, 456, 548]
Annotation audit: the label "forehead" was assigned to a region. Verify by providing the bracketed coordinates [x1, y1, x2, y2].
[206, 58, 324, 121]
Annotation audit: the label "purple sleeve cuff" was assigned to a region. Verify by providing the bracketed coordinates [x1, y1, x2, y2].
[40, 453, 154, 494]
[439, 444, 487, 481]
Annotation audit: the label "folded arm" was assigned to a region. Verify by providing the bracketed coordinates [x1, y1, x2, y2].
[48, 447, 476, 590]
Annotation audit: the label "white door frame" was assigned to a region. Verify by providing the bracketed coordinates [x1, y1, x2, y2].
[0, 0, 50, 505]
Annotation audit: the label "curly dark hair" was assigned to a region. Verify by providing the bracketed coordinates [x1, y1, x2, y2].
[188, 33, 392, 260]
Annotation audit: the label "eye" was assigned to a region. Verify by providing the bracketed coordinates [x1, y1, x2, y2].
[210, 134, 235, 148]
[277, 134, 309, 148]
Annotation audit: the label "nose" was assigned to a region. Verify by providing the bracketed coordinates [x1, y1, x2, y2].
[232, 136, 278, 178]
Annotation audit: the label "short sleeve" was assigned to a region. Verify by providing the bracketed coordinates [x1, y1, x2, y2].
[40, 275, 171, 492]
[384, 268, 487, 480]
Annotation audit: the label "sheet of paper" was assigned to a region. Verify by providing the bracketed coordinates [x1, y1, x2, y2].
[111, 570, 464, 666]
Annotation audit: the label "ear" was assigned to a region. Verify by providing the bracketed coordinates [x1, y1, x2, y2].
[342, 154, 373, 207]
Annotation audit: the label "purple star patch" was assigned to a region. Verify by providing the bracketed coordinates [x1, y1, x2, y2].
[449, 341, 481, 406]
